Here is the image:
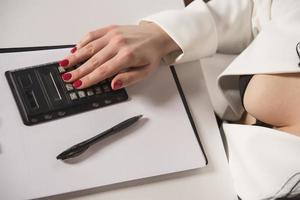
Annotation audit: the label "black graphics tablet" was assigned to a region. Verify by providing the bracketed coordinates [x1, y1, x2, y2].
[5, 61, 128, 125]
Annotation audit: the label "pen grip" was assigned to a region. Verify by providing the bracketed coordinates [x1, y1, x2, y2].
[111, 117, 137, 132]
[84, 128, 115, 146]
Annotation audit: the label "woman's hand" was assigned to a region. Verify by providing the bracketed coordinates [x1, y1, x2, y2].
[59, 22, 180, 90]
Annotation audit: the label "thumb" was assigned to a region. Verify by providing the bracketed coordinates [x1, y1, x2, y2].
[111, 66, 151, 90]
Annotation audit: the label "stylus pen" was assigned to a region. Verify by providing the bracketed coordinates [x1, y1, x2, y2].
[297, 42, 300, 67]
[56, 114, 143, 160]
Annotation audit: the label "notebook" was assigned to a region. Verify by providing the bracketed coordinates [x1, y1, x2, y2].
[0, 47, 206, 200]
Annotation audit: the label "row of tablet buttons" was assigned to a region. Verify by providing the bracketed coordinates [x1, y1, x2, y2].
[68, 86, 106, 100]
[65, 82, 110, 92]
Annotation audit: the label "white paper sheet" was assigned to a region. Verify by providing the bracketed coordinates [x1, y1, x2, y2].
[0, 48, 206, 200]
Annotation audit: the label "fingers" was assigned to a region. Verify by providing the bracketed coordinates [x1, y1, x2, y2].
[59, 24, 160, 90]
[111, 66, 152, 90]
[68, 46, 149, 89]
[63, 44, 118, 83]
[60, 36, 109, 69]
[75, 53, 133, 89]
[62, 26, 115, 66]
[76, 25, 116, 49]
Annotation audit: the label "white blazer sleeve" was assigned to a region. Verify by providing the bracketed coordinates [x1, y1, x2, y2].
[142, 0, 253, 64]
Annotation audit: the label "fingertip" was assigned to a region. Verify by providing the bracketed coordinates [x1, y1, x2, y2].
[61, 73, 72, 81]
[73, 80, 83, 89]
[70, 47, 77, 54]
[112, 79, 123, 90]
[112, 67, 150, 90]
[59, 59, 69, 67]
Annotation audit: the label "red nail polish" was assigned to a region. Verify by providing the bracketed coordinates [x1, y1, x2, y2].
[113, 80, 123, 90]
[59, 59, 69, 67]
[73, 80, 82, 88]
[70, 47, 77, 54]
[61, 73, 72, 81]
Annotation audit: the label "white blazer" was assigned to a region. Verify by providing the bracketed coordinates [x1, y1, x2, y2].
[143, 0, 300, 199]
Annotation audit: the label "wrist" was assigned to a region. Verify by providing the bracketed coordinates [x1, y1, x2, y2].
[139, 21, 180, 57]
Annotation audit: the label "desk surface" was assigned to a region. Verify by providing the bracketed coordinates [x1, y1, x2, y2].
[0, 0, 237, 199]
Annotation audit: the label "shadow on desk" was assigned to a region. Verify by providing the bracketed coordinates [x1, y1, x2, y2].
[127, 66, 178, 107]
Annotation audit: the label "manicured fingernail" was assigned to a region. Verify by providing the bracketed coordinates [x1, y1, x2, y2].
[59, 59, 69, 67]
[73, 80, 82, 88]
[61, 73, 72, 81]
[70, 47, 77, 54]
[113, 80, 123, 90]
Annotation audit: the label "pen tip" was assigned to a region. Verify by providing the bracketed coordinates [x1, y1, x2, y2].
[56, 153, 65, 160]
[137, 114, 143, 119]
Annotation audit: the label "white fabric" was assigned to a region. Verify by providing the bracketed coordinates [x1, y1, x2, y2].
[143, 0, 217, 64]
[143, 0, 300, 199]
[223, 123, 300, 200]
[218, 3, 300, 120]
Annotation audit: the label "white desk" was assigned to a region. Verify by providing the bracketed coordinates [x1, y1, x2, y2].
[0, 0, 237, 199]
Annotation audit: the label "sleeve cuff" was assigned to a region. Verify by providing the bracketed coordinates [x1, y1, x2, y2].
[141, 0, 217, 64]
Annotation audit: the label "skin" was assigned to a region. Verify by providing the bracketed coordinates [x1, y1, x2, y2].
[61, 22, 179, 89]
[62, 23, 300, 137]
[243, 73, 300, 137]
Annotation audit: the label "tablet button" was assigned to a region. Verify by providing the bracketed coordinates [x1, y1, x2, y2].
[69, 92, 78, 100]
[65, 83, 74, 91]
[77, 91, 86, 98]
[87, 89, 94, 96]
[58, 66, 66, 73]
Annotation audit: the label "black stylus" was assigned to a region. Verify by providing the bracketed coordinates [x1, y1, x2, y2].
[56, 115, 143, 160]
[297, 42, 300, 67]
